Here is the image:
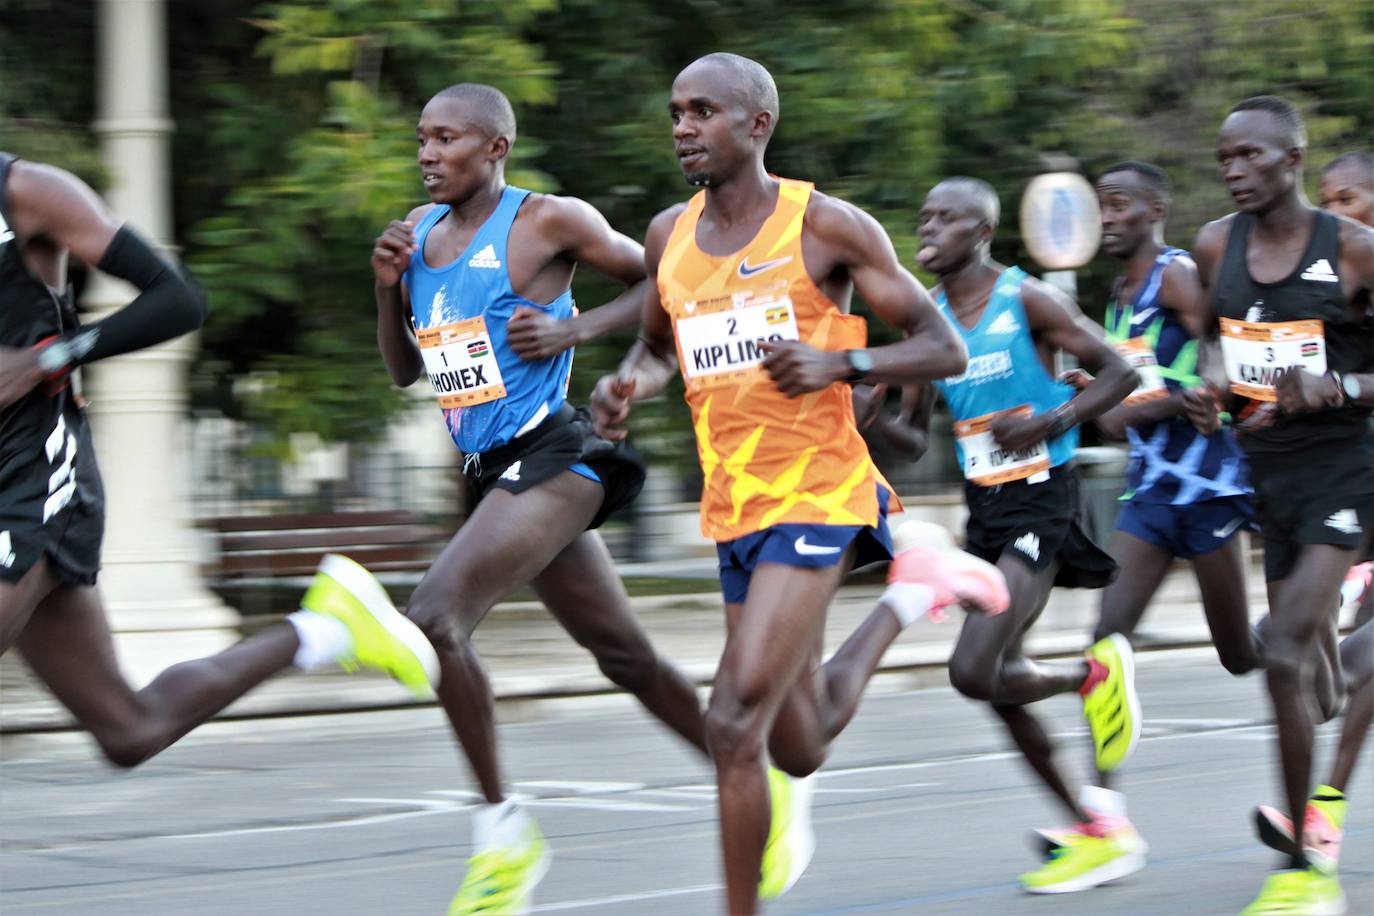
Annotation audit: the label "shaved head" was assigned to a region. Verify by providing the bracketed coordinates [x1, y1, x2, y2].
[681, 52, 779, 132]
[932, 177, 1000, 227]
[1324, 151, 1373, 185]
[430, 83, 517, 144]
[1228, 95, 1307, 150]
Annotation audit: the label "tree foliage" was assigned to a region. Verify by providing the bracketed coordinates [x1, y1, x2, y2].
[2, 0, 1370, 462]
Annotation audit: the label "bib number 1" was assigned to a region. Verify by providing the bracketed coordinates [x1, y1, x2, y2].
[417, 316, 507, 409]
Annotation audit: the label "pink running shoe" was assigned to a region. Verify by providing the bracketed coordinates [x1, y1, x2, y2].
[1340, 562, 1372, 615]
[1254, 786, 1346, 874]
[888, 521, 1010, 618]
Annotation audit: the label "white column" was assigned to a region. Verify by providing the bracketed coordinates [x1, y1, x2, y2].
[84, 0, 236, 683]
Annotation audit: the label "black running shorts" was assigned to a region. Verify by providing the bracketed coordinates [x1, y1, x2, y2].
[463, 403, 646, 530]
[1249, 444, 1374, 583]
[0, 400, 105, 586]
[963, 463, 1117, 589]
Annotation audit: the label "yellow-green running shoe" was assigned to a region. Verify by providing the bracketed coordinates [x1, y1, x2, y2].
[1240, 868, 1346, 915]
[1081, 633, 1141, 772]
[448, 819, 550, 915]
[301, 554, 439, 697]
[1019, 827, 1146, 894]
[758, 767, 816, 900]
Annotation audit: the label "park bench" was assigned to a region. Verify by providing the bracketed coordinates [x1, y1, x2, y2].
[204, 510, 454, 582]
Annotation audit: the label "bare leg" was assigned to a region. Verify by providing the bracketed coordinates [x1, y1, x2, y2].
[1191, 534, 1262, 675]
[16, 583, 297, 767]
[531, 530, 708, 755]
[949, 553, 1089, 821]
[1263, 544, 1359, 869]
[403, 471, 606, 804]
[1328, 612, 1374, 791]
[707, 559, 848, 916]
[0, 556, 60, 655]
[1093, 530, 1174, 645]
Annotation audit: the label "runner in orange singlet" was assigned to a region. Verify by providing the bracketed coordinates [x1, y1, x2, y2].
[592, 53, 1010, 914]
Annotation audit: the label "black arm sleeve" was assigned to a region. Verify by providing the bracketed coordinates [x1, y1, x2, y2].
[56, 225, 207, 367]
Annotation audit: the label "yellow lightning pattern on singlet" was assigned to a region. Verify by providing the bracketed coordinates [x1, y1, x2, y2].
[695, 394, 871, 530]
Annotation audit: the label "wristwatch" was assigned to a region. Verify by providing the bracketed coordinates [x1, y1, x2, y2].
[1342, 372, 1363, 405]
[844, 349, 875, 383]
[36, 338, 74, 374]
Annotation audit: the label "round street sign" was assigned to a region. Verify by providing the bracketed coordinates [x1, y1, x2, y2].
[1020, 172, 1101, 270]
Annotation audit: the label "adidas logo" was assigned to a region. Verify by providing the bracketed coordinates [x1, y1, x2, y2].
[0, 530, 13, 569]
[0, 211, 13, 246]
[1012, 531, 1041, 562]
[1300, 258, 1338, 283]
[468, 244, 501, 269]
[985, 311, 1021, 336]
[1325, 509, 1362, 535]
[499, 460, 522, 483]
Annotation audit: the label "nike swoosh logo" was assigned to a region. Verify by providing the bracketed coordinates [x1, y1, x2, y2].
[794, 536, 841, 556]
[1130, 307, 1159, 326]
[738, 256, 793, 278]
[1212, 517, 1245, 539]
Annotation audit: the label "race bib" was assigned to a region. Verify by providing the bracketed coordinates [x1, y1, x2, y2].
[1219, 318, 1326, 402]
[417, 316, 507, 408]
[954, 406, 1051, 487]
[676, 294, 801, 388]
[1114, 337, 1169, 406]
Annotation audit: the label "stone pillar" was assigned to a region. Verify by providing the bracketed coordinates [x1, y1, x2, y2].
[84, 0, 237, 684]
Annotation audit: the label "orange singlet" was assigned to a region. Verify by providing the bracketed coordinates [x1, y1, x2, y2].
[658, 178, 899, 542]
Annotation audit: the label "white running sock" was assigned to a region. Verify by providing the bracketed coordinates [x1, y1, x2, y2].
[473, 799, 531, 850]
[287, 610, 352, 671]
[1079, 784, 1127, 818]
[879, 579, 934, 631]
[881, 582, 935, 628]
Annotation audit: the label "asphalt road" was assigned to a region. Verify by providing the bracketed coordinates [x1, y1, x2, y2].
[1, 648, 1370, 915]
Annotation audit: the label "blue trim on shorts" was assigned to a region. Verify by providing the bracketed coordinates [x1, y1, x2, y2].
[1115, 495, 1254, 559]
[569, 462, 600, 483]
[715, 485, 894, 603]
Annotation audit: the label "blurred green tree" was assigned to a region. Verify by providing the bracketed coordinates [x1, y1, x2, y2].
[3, 0, 1369, 467]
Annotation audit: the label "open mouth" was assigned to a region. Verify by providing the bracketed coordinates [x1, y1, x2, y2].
[422, 172, 443, 188]
[677, 147, 706, 167]
[916, 244, 939, 267]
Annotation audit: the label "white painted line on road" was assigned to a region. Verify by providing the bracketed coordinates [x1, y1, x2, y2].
[525, 797, 693, 813]
[516, 780, 646, 794]
[529, 882, 721, 912]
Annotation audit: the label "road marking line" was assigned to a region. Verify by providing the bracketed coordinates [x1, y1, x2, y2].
[530, 882, 721, 912]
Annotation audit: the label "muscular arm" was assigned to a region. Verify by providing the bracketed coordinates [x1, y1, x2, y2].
[373, 203, 431, 387]
[760, 196, 966, 394]
[816, 197, 967, 383]
[9, 163, 205, 365]
[1335, 222, 1374, 407]
[543, 196, 648, 344]
[881, 383, 937, 461]
[1021, 278, 1136, 431]
[590, 206, 683, 440]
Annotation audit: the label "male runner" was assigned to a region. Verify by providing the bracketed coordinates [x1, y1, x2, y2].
[1249, 148, 1374, 899]
[0, 155, 437, 770]
[371, 83, 711, 915]
[1181, 99, 1374, 914]
[908, 177, 1144, 894]
[590, 54, 1009, 915]
[1024, 161, 1264, 889]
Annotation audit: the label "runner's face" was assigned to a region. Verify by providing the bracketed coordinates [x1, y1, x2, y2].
[1096, 171, 1156, 259]
[916, 187, 984, 275]
[669, 65, 758, 187]
[1216, 110, 1298, 214]
[416, 97, 503, 204]
[1319, 164, 1374, 227]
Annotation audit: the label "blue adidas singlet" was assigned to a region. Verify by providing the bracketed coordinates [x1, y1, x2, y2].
[934, 267, 1077, 473]
[1106, 247, 1249, 505]
[404, 187, 576, 455]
